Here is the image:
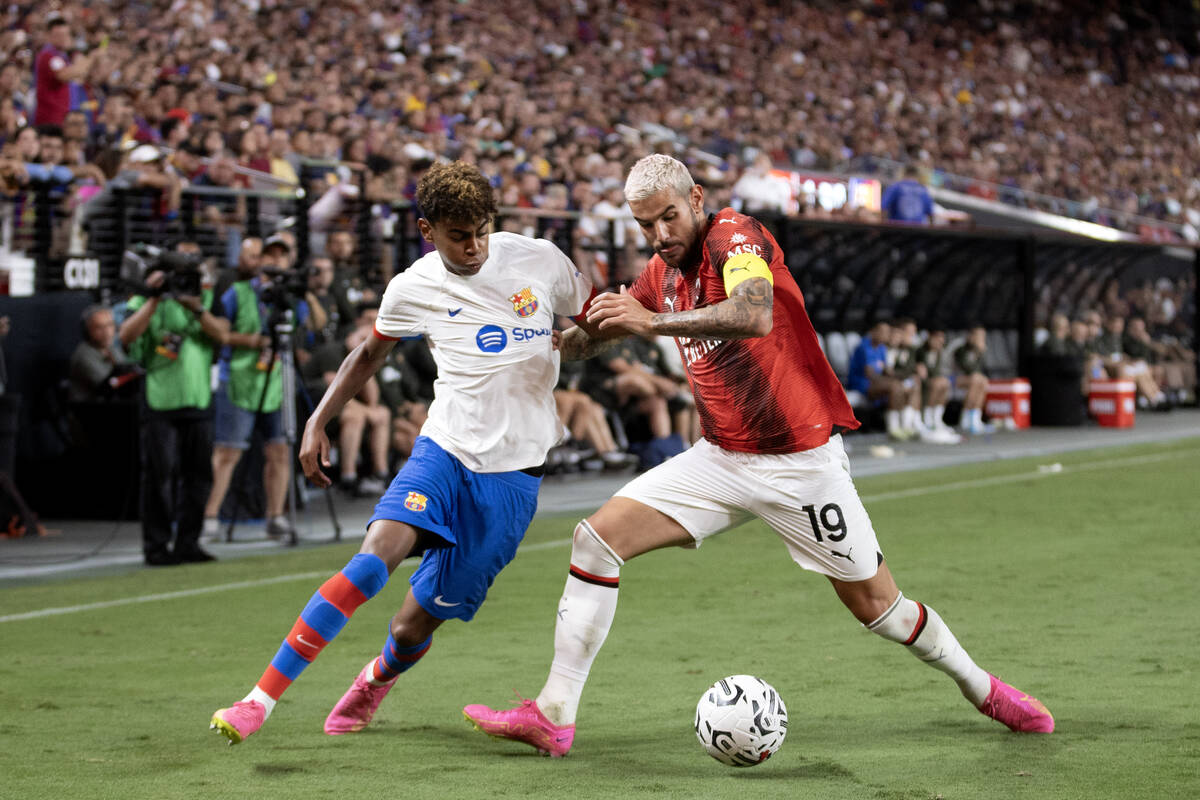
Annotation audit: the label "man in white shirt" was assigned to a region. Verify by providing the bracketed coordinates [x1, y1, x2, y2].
[211, 161, 597, 745]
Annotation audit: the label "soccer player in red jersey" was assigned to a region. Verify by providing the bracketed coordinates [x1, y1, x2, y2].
[464, 155, 1053, 756]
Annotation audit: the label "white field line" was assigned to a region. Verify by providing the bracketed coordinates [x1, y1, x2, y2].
[857, 448, 1196, 504]
[0, 539, 572, 624]
[3, 448, 1195, 625]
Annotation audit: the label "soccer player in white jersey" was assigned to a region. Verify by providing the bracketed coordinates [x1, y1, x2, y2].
[210, 161, 597, 744]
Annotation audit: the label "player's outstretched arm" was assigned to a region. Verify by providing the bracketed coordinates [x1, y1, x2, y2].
[299, 334, 395, 487]
[587, 278, 773, 340]
[559, 324, 621, 362]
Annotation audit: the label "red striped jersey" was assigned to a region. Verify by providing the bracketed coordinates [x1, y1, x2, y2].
[627, 209, 858, 453]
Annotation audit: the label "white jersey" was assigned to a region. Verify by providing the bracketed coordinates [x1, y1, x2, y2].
[375, 232, 593, 472]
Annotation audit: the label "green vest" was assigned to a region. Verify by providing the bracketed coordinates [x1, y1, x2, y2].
[126, 292, 215, 411]
[228, 280, 282, 413]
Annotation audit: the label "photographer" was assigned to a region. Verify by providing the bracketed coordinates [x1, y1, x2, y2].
[204, 234, 308, 540]
[119, 250, 229, 566]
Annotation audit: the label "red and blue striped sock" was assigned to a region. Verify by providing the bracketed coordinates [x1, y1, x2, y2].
[255, 553, 389, 703]
[370, 633, 432, 684]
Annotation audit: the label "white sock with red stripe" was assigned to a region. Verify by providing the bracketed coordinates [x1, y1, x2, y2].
[536, 520, 623, 726]
[866, 593, 990, 706]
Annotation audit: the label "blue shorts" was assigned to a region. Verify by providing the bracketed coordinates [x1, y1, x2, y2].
[369, 436, 541, 621]
[213, 381, 285, 449]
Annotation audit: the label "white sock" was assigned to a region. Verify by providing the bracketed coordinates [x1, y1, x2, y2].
[536, 520, 623, 726]
[866, 593, 991, 707]
[932, 405, 945, 428]
[886, 409, 902, 434]
[901, 405, 918, 431]
[242, 686, 277, 719]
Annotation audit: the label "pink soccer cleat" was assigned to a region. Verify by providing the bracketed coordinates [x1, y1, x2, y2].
[462, 697, 575, 757]
[324, 660, 396, 735]
[210, 700, 266, 745]
[978, 674, 1055, 733]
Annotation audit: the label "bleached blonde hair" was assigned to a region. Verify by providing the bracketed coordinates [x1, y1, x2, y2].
[623, 154, 695, 203]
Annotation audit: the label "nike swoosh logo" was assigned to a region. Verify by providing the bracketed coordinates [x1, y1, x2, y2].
[718, 217, 737, 224]
[433, 595, 460, 607]
[295, 634, 319, 650]
[728, 267, 748, 273]
[448, 308, 463, 317]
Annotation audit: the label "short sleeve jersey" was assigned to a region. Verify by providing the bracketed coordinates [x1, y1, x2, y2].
[627, 209, 858, 453]
[375, 232, 593, 472]
[34, 45, 71, 126]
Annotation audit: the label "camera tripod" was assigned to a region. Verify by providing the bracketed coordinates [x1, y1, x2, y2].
[220, 307, 342, 545]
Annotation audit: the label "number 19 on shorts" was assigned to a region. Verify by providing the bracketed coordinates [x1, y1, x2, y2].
[802, 503, 846, 542]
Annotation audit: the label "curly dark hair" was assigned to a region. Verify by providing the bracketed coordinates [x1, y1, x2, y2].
[416, 161, 497, 226]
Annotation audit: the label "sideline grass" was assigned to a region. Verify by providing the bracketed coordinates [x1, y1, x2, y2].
[1, 439, 1198, 799]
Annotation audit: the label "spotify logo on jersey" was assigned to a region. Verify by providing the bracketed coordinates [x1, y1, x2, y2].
[476, 325, 508, 353]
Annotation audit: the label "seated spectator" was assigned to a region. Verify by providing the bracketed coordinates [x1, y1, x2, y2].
[552, 358, 637, 472]
[848, 319, 918, 441]
[890, 319, 958, 444]
[68, 304, 136, 402]
[913, 327, 958, 436]
[302, 305, 391, 495]
[1124, 315, 1195, 406]
[579, 335, 684, 469]
[1038, 313, 1072, 356]
[376, 335, 431, 466]
[1065, 316, 1102, 395]
[953, 326, 994, 435]
[1096, 313, 1168, 410]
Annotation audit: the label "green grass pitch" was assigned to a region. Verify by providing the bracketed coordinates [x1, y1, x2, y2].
[1, 439, 1198, 799]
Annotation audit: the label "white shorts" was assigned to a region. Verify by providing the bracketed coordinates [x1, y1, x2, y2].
[614, 436, 882, 582]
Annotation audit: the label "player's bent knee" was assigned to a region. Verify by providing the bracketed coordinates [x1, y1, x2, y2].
[571, 519, 623, 576]
[361, 519, 420, 571]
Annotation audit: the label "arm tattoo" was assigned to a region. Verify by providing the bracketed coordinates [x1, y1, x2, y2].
[560, 325, 621, 361]
[650, 277, 773, 339]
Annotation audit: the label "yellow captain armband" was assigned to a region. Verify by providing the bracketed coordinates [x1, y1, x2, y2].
[722, 251, 773, 295]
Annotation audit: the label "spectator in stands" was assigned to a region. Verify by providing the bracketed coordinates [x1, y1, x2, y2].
[33, 17, 94, 127]
[848, 319, 917, 441]
[954, 326, 994, 435]
[68, 304, 133, 402]
[119, 253, 229, 565]
[302, 305, 392, 495]
[881, 165, 933, 225]
[731, 152, 790, 216]
[913, 327, 958, 437]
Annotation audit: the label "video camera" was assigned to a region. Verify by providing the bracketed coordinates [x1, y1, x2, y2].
[120, 244, 206, 297]
[259, 265, 313, 313]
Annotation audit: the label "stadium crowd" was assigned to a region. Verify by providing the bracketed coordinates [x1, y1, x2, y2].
[2, 0, 1200, 236]
[1, 1, 1198, 556]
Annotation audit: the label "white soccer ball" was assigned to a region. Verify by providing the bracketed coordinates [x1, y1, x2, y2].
[694, 674, 788, 767]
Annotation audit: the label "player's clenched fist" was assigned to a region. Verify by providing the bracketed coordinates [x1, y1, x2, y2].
[586, 285, 655, 335]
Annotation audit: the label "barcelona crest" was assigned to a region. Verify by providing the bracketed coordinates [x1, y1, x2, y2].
[404, 491, 428, 512]
[509, 287, 539, 318]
